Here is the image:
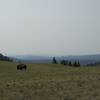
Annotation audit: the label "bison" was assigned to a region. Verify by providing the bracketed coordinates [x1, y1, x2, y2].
[17, 64, 27, 70]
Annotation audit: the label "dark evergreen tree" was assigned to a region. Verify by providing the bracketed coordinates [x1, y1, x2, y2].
[61, 60, 68, 65]
[73, 61, 78, 67]
[60, 60, 64, 64]
[68, 61, 72, 66]
[73, 60, 80, 67]
[77, 61, 81, 67]
[53, 57, 58, 64]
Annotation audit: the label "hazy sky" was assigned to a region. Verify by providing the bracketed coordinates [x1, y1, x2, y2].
[0, 0, 100, 56]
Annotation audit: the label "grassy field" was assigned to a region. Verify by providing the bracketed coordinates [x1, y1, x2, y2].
[0, 61, 100, 100]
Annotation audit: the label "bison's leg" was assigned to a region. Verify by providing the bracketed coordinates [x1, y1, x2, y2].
[24, 65, 27, 70]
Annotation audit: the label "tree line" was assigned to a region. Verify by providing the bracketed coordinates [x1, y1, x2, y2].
[53, 57, 81, 67]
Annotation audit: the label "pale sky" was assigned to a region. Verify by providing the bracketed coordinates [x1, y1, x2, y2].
[0, 0, 100, 56]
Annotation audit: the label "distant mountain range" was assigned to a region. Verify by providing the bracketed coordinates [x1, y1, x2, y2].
[9, 54, 100, 65]
[9, 55, 52, 64]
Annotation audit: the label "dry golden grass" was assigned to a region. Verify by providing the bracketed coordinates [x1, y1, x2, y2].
[0, 61, 100, 100]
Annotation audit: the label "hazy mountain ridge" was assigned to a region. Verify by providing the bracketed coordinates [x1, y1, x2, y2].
[10, 54, 100, 65]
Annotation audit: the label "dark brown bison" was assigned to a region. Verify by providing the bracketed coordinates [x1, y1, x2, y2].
[17, 64, 27, 70]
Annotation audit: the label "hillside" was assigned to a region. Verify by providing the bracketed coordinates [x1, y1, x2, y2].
[0, 53, 13, 62]
[0, 61, 100, 100]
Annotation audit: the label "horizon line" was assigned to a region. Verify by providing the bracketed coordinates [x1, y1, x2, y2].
[6, 53, 100, 57]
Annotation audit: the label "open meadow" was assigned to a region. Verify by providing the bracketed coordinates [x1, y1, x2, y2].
[0, 61, 100, 100]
